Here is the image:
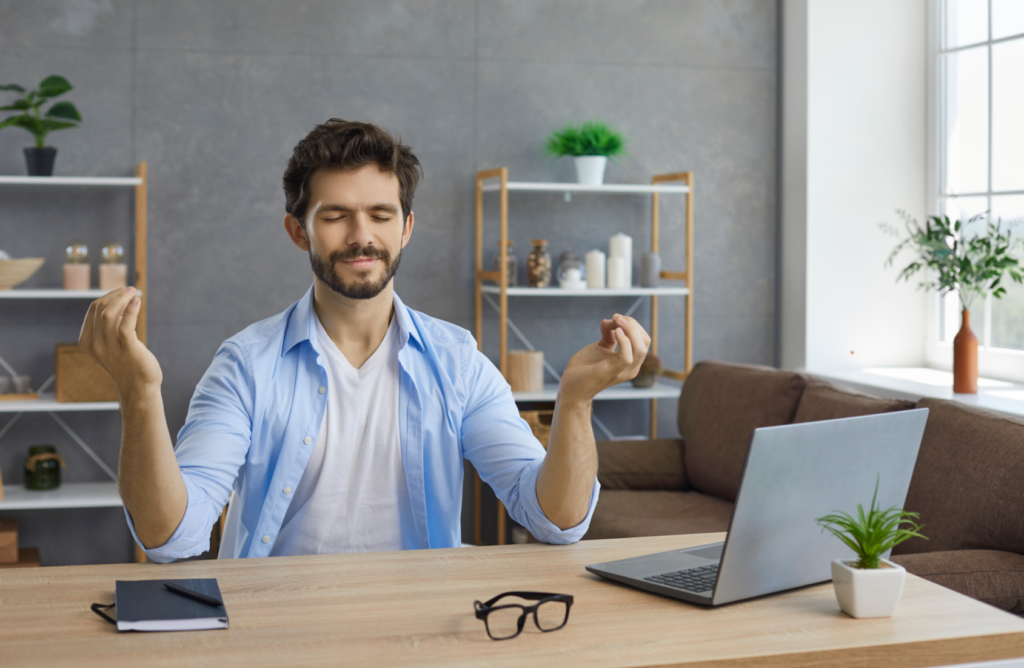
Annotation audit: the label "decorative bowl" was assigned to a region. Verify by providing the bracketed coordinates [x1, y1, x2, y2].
[0, 258, 45, 289]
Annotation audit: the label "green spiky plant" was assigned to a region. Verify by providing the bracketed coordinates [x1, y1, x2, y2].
[545, 120, 625, 158]
[880, 210, 1024, 312]
[0, 75, 82, 148]
[815, 477, 927, 570]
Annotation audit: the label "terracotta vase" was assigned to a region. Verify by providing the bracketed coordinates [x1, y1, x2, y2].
[953, 309, 978, 394]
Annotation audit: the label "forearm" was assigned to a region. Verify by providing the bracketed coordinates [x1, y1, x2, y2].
[536, 396, 598, 530]
[118, 385, 187, 549]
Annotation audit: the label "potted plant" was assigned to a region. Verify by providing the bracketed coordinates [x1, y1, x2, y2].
[882, 211, 1023, 393]
[0, 75, 82, 176]
[545, 120, 625, 185]
[816, 479, 926, 619]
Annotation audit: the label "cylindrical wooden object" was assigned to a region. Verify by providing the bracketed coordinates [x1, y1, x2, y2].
[63, 264, 89, 290]
[953, 309, 978, 394]
[507, 350, 544, 392]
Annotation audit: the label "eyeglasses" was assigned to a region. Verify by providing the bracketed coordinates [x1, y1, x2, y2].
[473, 591, 574, 640]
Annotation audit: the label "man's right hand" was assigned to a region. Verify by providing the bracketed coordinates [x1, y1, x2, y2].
[79, 287, 162, 394]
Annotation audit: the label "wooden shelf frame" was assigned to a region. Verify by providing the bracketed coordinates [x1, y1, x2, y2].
[472, 168, 695, 546]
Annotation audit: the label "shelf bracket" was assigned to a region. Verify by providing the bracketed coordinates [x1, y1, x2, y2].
[47, 412, 118, 483]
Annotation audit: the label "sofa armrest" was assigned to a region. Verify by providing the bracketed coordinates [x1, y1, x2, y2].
[596, 438, 688, 491]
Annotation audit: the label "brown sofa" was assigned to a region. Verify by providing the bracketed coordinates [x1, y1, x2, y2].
[587, 360, 1024, 613]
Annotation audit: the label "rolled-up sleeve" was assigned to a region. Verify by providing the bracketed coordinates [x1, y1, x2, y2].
[460, 346, 599, 544]
[124, 341, 254, 562]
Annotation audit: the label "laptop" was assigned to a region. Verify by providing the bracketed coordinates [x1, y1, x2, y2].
[586, 408, 929, 606]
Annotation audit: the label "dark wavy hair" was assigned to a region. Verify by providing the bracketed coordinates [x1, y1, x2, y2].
[283, 118, 422, 226]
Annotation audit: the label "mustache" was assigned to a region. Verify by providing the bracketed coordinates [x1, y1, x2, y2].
[329, 246, 390, 263]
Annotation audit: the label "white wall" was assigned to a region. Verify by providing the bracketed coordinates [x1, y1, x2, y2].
[781, 0, 928, 372]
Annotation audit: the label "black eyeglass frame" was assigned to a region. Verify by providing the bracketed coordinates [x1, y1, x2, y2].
[473, 591, 574, 640]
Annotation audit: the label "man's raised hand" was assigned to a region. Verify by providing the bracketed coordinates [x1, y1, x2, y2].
[79, 287, 162, 395]
[558, 314, 651, 405]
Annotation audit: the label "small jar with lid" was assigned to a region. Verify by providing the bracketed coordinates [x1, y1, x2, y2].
[493, 239, 518, 286]
[557, 249, 587, 289]
[527, 239, 552, 288]
[24, 444, 65, 491]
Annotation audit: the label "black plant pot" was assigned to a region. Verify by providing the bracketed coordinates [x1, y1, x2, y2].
[24, 147, 57, 176]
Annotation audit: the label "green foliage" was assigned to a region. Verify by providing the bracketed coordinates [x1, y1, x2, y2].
[0, 75, 81, 148]
[881, 210, 1024, 312]
[545, 120, 625, 158]
[816, 477, 927, 570]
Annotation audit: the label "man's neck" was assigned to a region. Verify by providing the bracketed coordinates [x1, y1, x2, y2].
[312, 279, 395, 369]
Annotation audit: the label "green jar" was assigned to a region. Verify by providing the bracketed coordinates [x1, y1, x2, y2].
[24, 445, 63, 491]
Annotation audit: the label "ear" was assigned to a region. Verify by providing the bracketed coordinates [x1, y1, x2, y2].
[401, 211, 415, 249]
[284, 214, 309, 251]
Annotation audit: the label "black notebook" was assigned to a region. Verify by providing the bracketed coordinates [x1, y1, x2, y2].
[114, 579, 229, 632]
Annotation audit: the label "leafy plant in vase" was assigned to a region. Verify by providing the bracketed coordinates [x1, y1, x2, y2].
[545, 120, 625, 185]
[816, 478, 926, 618]
[0, 75, 82, 176]
[882, 211, 1023, 393]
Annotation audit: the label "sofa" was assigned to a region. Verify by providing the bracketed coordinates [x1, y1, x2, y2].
[586, 361, 1024, 613]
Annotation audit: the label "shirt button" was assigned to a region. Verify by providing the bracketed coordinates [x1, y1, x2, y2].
[304, 436, 312, 444]
[319, 386, 327, 394]
[283, 486, 292, 495]
[262, 535, 270, 543]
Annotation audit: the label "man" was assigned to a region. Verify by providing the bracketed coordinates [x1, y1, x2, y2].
[80, 119, 650, 562]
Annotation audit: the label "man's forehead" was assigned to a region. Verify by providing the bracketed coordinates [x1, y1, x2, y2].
[308, 165, 400, 203]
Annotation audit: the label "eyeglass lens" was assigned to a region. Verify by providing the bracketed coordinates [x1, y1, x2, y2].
[485, 599, 570, 639]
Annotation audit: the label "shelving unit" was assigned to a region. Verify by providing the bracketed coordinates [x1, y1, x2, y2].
[473, 168, 694, 545]
[0, 163, 148, 564]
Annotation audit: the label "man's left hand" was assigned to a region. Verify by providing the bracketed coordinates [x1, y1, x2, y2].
[558, 314, 651, 405]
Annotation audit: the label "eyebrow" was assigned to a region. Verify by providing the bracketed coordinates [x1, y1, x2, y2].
[318, 203, 399, 215]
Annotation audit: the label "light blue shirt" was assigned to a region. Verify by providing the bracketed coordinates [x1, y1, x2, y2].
[127, 286, 599, 562]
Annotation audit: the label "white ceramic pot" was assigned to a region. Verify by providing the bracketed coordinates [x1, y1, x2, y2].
[574, 156, 607, 185]
[831, 558, 906, 618]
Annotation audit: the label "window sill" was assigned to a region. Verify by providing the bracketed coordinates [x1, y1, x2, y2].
[808, 367, 1024, 420]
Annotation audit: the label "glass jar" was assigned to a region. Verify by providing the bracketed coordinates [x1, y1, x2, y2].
[557, 249, 586, 289]
[493, 239, 518, 286]
[527, 239, 552, 288]
[24, 444, 64, 491]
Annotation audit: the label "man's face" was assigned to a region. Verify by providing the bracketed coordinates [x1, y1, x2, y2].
[295, 165, 413, 300]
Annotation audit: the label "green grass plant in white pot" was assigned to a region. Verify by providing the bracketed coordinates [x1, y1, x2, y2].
[545, 120, 625, 185]
[816, 479, 926, 618]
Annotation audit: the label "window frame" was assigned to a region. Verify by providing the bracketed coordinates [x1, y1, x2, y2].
[925, 0, 1024, 382]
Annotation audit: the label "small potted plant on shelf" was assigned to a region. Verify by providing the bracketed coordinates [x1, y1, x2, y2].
[0, 75, 82, 176]
[545, 120, 625, 185]
[881, 210, 1023, 393]
[816, 478, 926, 619]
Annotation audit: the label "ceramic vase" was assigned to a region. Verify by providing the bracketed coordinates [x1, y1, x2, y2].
[953, 309, 978, 394]
[831, 558, 906, 618]
[574, 156, 607, 185]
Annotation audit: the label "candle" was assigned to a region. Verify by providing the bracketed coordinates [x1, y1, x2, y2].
[609, 232, 632, 287]
[585, 250, 606, 289]
[607, 256, 628, 289]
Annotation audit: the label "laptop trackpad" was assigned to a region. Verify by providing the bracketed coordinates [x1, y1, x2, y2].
[684, 544, 724, 560]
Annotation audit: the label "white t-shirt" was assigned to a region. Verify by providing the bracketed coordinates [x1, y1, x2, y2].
[270, 312, 413, 556]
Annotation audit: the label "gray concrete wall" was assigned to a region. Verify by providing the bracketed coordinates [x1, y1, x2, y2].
[0, 0, 777, 564]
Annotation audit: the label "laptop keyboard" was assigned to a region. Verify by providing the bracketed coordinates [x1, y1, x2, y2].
[645, 564, 719, 593]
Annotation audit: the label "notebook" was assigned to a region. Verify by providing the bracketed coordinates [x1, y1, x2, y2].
[113, 579, 229, 632]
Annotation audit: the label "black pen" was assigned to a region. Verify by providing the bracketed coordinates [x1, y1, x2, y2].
[164, 582, 224, 608]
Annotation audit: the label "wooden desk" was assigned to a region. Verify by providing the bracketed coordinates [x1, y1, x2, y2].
[2, 534, 1023, 667]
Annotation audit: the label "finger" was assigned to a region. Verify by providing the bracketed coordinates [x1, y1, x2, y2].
[117, 293, 142, 348]
[79, 299, 100, 350]
[97, 288, 137, 348]
[598, 318, 617, 350]
[614, 327, 634, 366]
[617, 314, 652, 347]
[614, 315, 649, 360]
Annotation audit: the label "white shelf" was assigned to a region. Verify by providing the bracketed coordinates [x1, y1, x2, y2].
[0, 393, 119, 413]
[0, 288, 127, 299]
[0, 482, 122, 510]
[0, 175, 142, 187]
[482, 285, 688, 297]
[512, 380, 681, 402]
[480, 181, 689, 194]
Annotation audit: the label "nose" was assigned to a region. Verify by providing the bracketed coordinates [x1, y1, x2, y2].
[345, 211, 376, 249]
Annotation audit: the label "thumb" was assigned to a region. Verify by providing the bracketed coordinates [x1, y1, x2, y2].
[117, 292, 142, 347]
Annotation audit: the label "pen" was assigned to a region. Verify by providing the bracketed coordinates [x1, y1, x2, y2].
[164, 582, 224, 608]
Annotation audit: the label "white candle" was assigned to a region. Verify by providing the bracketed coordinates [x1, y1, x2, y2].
[585, 249, 606, 289]
[607, 256, 628, 289]
[609, 232, 632, 287]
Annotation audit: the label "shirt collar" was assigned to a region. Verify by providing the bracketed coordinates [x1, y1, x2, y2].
[282, 284, 422, 356]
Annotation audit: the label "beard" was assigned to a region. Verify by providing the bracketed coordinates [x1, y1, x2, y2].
[308, 243, 403, 300]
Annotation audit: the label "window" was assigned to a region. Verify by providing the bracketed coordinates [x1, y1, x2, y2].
[929, 0, 1024, 379]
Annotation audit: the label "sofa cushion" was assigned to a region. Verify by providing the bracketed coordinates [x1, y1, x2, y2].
[891, 550, 1024, 613]
[583, 490, 734, 540]
[596, 439, 687, 491]
[679, 361, 807, 501]
[893, 398, 1024, 556]
[792, 381, 915, 423]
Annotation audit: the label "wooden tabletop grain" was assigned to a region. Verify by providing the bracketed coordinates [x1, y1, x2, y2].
[2, 533, 1023, 667]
